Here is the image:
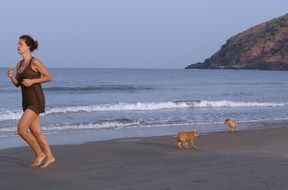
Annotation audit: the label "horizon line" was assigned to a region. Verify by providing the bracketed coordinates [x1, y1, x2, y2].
[0, 67, 184, 69]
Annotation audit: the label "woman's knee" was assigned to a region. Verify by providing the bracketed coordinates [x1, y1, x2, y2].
[30, 128, 43, 138]
[17, 125, 28, 137]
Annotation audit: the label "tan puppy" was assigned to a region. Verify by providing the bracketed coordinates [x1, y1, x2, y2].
[224, 118, 237, 133]
[177, 130, 200, 149]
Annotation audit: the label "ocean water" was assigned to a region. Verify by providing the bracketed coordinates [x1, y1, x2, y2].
[0, 68, 288, 149]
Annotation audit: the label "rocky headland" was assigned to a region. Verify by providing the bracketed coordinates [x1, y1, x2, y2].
[186, 13, 288, 70]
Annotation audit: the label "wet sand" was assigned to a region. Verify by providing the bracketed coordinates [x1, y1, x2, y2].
[1, 126, 288, 190]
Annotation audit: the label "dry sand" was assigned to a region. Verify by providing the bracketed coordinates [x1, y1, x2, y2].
[0, 126, 288, 190]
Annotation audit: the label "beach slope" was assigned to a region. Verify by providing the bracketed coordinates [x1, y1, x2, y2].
[1, 127, 288, 190]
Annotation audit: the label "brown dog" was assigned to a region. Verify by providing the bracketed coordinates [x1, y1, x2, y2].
[177, 130, 200, 149]
[224, 118, 237, 133]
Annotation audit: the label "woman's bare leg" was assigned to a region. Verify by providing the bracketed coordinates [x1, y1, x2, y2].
[18, 109, 45, 166]
[30, 116, 55, 168]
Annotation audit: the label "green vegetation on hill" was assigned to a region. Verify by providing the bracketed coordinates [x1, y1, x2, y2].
[186, 13, 288, 70]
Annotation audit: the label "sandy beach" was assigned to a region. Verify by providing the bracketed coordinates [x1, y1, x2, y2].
[1, 126, 288, 190]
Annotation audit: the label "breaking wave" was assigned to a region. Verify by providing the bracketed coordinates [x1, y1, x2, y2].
[1, 100, 288, 121]
[46, 100, 288, 114]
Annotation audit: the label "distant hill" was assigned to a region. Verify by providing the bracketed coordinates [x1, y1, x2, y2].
[186, 13, 288, 70]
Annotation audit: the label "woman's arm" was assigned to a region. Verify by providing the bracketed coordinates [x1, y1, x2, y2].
[7, 63, 20, 87]
[21, 58, 52, 87]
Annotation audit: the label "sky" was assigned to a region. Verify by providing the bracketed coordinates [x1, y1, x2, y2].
[1, 0, 288, 68]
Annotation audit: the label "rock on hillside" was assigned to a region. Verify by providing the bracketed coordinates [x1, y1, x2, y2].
[186, 13, 288, 70]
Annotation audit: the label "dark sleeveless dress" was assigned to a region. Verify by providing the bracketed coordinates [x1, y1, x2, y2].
[16, 57, 45, 114]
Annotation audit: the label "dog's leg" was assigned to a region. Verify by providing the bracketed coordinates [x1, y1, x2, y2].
[191, 140, 197, 149]
[184, 141, 189, 149]
[229, 127, 233, 133]
[178, 141, 183, 149]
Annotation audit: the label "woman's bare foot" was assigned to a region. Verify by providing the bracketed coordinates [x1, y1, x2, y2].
[40, 157, 55, 168]
[31, 154, 46, 167]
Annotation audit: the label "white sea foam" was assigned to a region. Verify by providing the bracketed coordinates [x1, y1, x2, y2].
[1, 100, 288, 121]
[1, 117, 288, 136]
[41, 120, 141, 131]
[192, 100, 288, 108]
[45, 101, 189, 114]
[45, 100, 288, 114]
[0, 119, 198, 134]
[0, 126, 17, 132]
[0, 120, 141, 134]
[0, 111, 22, 121]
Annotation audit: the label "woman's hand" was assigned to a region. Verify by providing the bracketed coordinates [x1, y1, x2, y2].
[21, 79, 34, 87]
[8, 66, 20, 87]
[7, 68, 14, 78]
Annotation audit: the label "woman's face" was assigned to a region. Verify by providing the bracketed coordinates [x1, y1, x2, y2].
[17, 39, 29, 55]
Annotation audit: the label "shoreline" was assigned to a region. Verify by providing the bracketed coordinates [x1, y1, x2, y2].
[1, 119, 288, 150]
[1, 125, 288, 189]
